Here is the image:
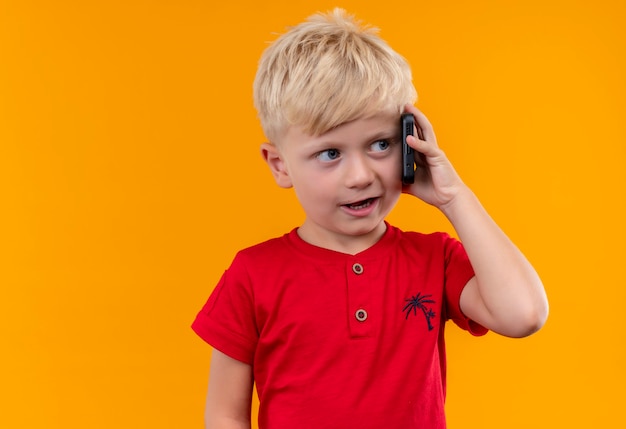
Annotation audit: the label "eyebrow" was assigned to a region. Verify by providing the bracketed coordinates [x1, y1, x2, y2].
[315, 126, 399, 147]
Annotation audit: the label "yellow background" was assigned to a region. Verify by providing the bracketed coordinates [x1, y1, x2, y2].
[1, 0, 624, 427]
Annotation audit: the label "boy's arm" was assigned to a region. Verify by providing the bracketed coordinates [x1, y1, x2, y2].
[445, 188, 547, 337]
[205, 349, 253, 429]
[403, 105, 549, 338]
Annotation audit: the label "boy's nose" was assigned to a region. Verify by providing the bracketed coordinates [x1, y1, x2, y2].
[344, 155, 375, 189]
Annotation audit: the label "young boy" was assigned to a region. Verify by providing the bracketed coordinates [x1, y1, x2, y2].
[192, 8, 548, 429]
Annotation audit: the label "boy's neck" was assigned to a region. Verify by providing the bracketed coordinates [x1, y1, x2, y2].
[296, 221, 388, 255]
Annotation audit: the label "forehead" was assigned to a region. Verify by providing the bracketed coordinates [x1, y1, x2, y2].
[278, 109, 400, 149]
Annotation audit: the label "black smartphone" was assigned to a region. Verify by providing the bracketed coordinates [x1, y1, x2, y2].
[401, 113, 416, 184]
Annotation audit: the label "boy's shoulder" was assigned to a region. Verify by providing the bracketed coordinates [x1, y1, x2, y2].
[236, 229, 295, 257]
[234, 224, 458, 263]
[228, 229, 299, 272]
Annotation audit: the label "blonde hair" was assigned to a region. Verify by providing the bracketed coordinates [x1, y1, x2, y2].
[253, 8, 417, 141]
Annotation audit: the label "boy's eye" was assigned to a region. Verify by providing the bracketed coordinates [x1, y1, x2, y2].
[370, 139, 390, 152]
[317, 148, 341, 162]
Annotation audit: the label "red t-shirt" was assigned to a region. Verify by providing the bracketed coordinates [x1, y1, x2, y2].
[192, 223, 487, 429]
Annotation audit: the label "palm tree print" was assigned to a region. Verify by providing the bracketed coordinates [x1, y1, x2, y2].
[403, 293, 436, 331]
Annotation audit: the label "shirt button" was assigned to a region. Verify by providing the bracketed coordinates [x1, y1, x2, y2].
[352, 263, 364, 275]
[355, 309, 368, 322]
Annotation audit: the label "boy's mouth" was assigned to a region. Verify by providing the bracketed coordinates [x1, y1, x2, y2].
[344, 197, 376, 210]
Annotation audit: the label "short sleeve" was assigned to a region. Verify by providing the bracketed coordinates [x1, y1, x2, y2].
[442, 235, 488, 336]
[191, 254, 259, 364]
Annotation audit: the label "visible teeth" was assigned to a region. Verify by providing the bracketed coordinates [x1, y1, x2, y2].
[349, 199, 372, 209]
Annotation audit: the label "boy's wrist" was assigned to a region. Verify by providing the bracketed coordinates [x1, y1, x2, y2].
[439, 184, 477, 221]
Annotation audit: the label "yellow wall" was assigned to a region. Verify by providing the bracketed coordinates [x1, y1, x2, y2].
[1, 0, 624, 427]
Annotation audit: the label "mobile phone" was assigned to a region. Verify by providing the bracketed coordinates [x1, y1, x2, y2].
[401, 113, 416, 184]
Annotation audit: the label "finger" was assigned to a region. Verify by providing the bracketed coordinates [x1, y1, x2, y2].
[403, 104, 436, 143]
[414, 150, 428, 170]
[406, 134, 438, 158]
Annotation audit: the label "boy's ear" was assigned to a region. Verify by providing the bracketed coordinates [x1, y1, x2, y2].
[260, 143, 293, 189]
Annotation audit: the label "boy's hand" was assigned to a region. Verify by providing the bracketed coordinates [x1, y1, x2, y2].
[401, 105, 548, 338]
[402, 104, 467, 210]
